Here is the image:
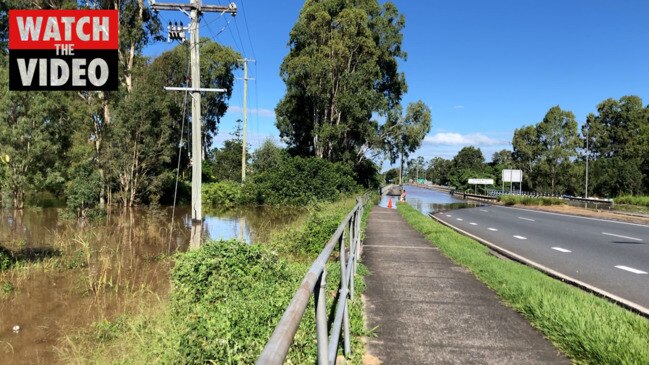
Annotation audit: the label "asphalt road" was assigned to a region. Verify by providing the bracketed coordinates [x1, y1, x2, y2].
[431, 204, 649, 309]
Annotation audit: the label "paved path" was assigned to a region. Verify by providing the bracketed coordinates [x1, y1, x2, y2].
[362, 206, 567, 364]
[432, 204, 649, 309]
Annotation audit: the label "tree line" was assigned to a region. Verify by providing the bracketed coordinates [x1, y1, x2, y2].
[0, 0, 432, 212]
[396, 96, 649, 198]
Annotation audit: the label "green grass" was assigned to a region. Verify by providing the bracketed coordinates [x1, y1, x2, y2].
[397, 202, 649, 364]
[59, 195, 376, 364]
[614, 195, 649, 208]
[498, 194, 565, 206]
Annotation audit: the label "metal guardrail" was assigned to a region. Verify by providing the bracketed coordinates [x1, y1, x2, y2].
[256, 196, 367, 365]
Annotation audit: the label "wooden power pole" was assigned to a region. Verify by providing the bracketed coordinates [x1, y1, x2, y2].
[151, 0, 237, 248]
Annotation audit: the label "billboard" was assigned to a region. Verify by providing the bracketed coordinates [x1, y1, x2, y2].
[502, 169, 522, 183]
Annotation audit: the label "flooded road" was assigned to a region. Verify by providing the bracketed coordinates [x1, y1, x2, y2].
[380, 185, 479, 215]
[0, 205, 302, 364]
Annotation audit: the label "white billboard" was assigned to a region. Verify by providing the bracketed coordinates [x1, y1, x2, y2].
[502, 169, 522, 183]
[468, 178, 494, 185]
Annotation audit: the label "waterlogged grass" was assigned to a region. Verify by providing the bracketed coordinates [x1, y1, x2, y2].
[498, 194, 565, 206]
[397, 202, 649, 364]
[60, 196, 375, 364]
[614, 195, 649, 208]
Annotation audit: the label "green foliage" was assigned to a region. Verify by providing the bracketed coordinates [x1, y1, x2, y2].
[65, 164, 101, 217]
[265, 197, 361, 257]
[0, 246, 14, 271]
[276, 0, 412, 173]
[614, 195, 649, 207]
[498, 195, 564, 206]
[242, 156, 360, 205]
[166, 240, 299, 364]
[398, 203, 649, 364]
[202, 181, 242, 209]
[384, 167, 399, 183]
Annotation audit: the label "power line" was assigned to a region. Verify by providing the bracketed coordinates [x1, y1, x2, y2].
[238, 0, 257, 60]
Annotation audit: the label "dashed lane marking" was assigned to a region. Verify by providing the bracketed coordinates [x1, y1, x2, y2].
[479, 209, 489, 212]
[456, 218, 463, 221]
[551, 247, 571, 253]
[615, 266, 648, 274]
[602, 232, 643, 242]
[488, 228, 498, 231]
[513, 235, 527, 240]
[470, 222, 478, 225]
[518, 217, 535, 222]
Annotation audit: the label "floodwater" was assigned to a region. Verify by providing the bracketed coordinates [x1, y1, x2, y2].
[0, 205, 302, 364]
[380, 185, 481, 215]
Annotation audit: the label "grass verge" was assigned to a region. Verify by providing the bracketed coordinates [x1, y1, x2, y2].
[59, 195, 375, 364]
[498, 194, 565, 206]
[397, 202, 649, 364]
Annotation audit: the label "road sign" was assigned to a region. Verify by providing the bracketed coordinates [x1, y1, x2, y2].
[502, 169, 522, 183]
[468, 178, 494, 185]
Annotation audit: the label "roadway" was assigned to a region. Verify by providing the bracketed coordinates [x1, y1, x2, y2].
[431, 204, 649, 310]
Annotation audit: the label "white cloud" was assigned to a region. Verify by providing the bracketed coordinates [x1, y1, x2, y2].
[227, 106, 275, 118]
[425, 132, 507, 146]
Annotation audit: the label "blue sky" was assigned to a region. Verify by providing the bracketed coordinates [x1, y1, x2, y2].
[145, 0, 649, 168]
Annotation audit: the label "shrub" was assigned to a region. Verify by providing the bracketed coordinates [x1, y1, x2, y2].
[242, 156, 360, 205]
[166, 240, 301, 364]
[0, 246, 14, 270]
[614, 195, 649, 207]
[202, 181, 242, 208]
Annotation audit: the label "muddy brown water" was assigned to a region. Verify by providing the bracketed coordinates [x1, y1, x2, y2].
[0, 205, 302, 364]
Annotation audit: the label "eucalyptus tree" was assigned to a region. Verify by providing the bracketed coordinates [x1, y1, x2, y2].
[584, 96, 648, 196]
[536, 106, 580, 193]
[276, 0, 408, 164]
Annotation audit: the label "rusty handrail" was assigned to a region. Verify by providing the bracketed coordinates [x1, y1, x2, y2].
[256, 195, 367, 365]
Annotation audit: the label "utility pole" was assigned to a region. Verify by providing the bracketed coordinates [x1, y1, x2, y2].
[239, 58, 255, 182]
[585, 124, 589, 198]
[151, 0, 237, 248]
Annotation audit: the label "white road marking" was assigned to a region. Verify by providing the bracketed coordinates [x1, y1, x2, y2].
[551, 247, 572, 253]
[513, 235, 527, 240]
[615, 266, 648, 275]
[470, 222, 478, 225]
[488, 228, 498, 231]
[446, 214, 452, 217]
[498, 205, 649, 228]
[518, 216, 535, 222]
[479, 209, 489, 212]
[456, 218, 463, 221]
[602, 232, 643, 242]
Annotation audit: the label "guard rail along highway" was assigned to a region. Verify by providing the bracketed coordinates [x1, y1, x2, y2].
[256, 195, 368, 365]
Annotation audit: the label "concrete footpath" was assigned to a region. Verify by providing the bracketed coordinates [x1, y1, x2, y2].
[362, 206, 568, 364]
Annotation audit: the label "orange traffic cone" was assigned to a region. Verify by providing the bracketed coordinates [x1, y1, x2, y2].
[387, 197, 393, 208]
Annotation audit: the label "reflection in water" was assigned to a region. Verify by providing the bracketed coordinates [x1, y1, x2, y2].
[379, 185, 483, 215]
[0, 204, 302, 364]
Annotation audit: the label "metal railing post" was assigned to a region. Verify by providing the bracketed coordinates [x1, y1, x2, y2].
[339, 234, 351, 356]
[314, 271, 329, 365]
[349, 215, 355, 298]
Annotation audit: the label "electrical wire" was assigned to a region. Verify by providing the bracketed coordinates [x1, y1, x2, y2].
[168, 41, 191, 252]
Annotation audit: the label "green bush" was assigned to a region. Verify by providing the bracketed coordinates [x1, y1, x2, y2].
[0, 247, 14, 270]
[614, 195, 649, 207]
[202, 181, 242, 208]
[498, 195, 564, 206]
[166, 240, 302, 364]
[265, 197, 361, 256]
[241, 156, 360, 205]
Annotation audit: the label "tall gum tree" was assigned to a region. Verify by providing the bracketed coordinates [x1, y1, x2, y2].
[276, 0, 408, 163]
